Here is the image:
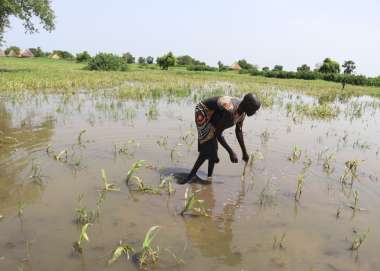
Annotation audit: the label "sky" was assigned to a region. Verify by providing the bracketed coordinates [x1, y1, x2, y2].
[3, 0, 380, 76]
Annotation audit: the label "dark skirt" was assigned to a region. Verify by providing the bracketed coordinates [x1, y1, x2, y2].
[195, 102, 219, 162]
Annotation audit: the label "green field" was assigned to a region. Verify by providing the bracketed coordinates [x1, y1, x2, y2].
[1, 57, 380, 99]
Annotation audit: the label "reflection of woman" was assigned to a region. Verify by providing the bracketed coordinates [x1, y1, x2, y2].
[183, 184, 244, 266]
[179, 93, 260, 184]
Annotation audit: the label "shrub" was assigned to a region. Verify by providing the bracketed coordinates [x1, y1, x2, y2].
[186, 64, 217, 72]
[29, 47, 44, 57]
[237, 59, 255, 70]
[156, 52, 176, 70]
[5, 46, 20, 55]
[52, 50, 74, 60]
[318, 58, 340, 74]
[87, 53, 128, 71]
[76, 51, 91, 63]
[146, 56, 154, 64]
[122, 52, 135, 64]
[138, 57, 146, 65]
[297, 64, 311, 72]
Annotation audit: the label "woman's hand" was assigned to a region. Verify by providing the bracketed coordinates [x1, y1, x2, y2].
[229, 152, 238, 163]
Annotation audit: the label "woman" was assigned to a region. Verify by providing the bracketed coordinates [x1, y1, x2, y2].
[178, 93, 261, 184]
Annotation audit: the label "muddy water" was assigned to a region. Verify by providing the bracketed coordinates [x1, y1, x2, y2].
[0, 91, 380, 271]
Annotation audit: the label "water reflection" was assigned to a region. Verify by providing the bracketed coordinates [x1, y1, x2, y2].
[0, 102, 54, 214]
[184, 182, 245, 266]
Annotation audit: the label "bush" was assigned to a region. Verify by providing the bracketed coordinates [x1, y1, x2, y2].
[122, 52, 135, 64]
[87, 53, 128, 71]
[186, 64, 217, 72]
[76, 51, 91, 63]
[52, 50, 74, 60]
[5, 46, 20, 55]
[138, 57, 146, 65]
[146, 56, 154, 64]
[156, 52, 176, 70]
[29, 47, 44, 57]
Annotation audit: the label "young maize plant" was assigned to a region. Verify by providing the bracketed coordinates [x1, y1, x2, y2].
[101, 169, 120, 192]
[180, 187, 208, 216]
[77, 129, 87, 145]
[351, 229, 369, 251]
[130, 176, 160, 194]
[340, 160, 364, 185]
[288, 146, 302, 162]
[126, 160, 146, 184]
[107, 241, 135, 266]
[294, 174, 305, 201]
[73, 223, 91, 254]
[159, 175, 175, 195]
[138, 226, 160, 269]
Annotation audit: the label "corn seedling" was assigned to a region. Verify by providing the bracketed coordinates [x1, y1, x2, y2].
[77, 129, 87, 145]
[73, 223, 91, 254]
[137, 225, 160, 269]
[165, 248, 185, 265]
[180, 187, 208, 216]
[126, 160, 146, 184]
[323, 153, 335, 174]
[260, 129, 270, 144]
[107, 241, 135, 266]
[29, 160, 43, 183]
[295, 174, 305, 201]
[130, 176, 160, 194]
[156, 136, 168, 148]
[340, 160, 364, 185]
[354, 190, 359, 211]
[17, 202, 25, 217]
[159, 175, 175, 195]
[351, 229, 369, 251]
[54, 149, 68, 162]
[170, 143, 182, 162]
[74, 194, 99, 224]
[336, 207, 342, 218]
[101, 169, 120, 192]
[273, 233, 287, 249]
[288, 146, 302, 162]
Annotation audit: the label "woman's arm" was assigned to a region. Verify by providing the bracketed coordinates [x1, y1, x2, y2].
[215, 112, 238, 163]
[235, 120, 249, 162]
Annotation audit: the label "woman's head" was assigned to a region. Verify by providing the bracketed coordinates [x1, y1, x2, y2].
[240, 93, 261, 116]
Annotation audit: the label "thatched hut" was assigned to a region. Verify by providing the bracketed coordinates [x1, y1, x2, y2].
[21, 49, 34, 58]
[0, 50, 5, 57]
[7, 50, 19, 57]
[230, 63, 242, 71]
[49, 53, 61, 60]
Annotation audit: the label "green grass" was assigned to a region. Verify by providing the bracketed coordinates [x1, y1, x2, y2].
[1, 57, 380, 99]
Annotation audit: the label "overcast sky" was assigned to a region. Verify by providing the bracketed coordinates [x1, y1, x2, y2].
[4, 0, 380, 76]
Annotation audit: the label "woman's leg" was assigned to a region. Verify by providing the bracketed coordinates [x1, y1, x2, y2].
[208, 160, 215, 177]
[178, 154, 206, 184]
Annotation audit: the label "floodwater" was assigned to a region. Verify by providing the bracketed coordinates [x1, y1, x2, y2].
[0, 89, 380, 271]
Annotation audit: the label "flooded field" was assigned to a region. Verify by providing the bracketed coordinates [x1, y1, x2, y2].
[1, 86, 380, 271]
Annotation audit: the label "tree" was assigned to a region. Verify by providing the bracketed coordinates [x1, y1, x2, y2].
[342, 60, 356, 74]
[237, 59, 254, 70]
[76, 51, 91, 63]
[273, 65, 283, 71]
[297, 64, 311, 72]
[156, 52, 176, 70]
[262, 67, 270, 72]
[138, 56, 146, 65]
[177, 55, 193, 66]
[318, 58, 340, 74]
[146, 56, 154, 64]
[5, 46, 20, 55]
[122, 52, 135, 64]
[217, 61, 228, 72]
[0, 0, 55, 45]
[87, 53, 128, 71]
[29, 47, 44, 57]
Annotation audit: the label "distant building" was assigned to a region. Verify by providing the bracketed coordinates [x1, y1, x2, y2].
[7, 50, 19, 57]
[230, 63, 242, 71]
[49, 53, 61, 60]
[21, 49, 34, 58]
[0, 50, 5, 57]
